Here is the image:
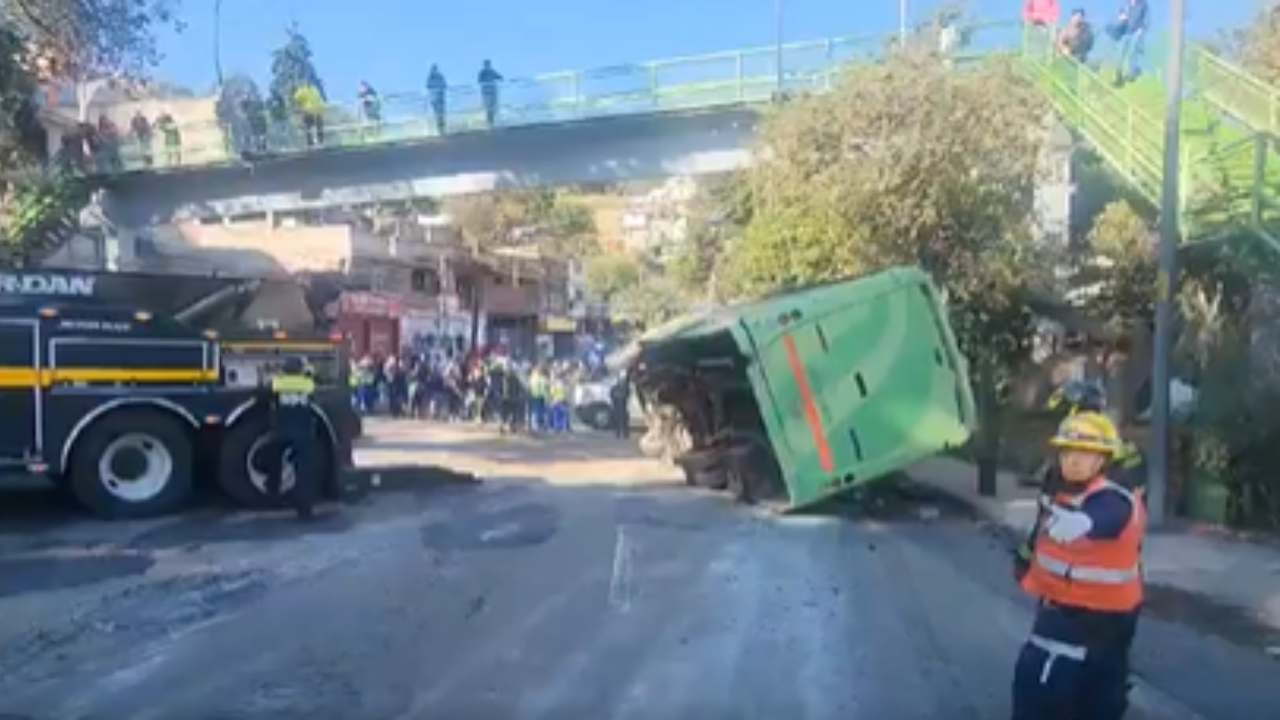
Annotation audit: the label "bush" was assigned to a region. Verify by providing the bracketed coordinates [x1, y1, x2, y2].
[1179, 276, 1280, 529]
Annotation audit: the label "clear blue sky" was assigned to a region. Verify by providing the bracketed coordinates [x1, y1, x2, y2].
[155, 0, 1259, 99]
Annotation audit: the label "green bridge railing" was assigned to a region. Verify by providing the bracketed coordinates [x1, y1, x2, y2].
[1019, 25, 1280, 251]
[57, 23, 1020, 176]
[53, 21, 1280, 251]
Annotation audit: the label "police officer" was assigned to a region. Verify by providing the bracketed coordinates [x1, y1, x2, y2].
[609, 370, 631, 439]
[269, 356, 319, 520]
[1012, 412, 1145, 720]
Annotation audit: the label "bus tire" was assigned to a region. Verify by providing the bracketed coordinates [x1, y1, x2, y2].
[68, 409, 194, 519]
[219, 414, 332, 509]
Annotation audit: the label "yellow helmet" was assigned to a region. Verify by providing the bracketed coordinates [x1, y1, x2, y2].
[1049, 411, 1120, 458]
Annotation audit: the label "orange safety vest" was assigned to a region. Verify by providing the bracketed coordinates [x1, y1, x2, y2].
[1020, 476, 1145, 613]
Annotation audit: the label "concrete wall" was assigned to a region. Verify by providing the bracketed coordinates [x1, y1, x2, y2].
[101, 108, 759, 228]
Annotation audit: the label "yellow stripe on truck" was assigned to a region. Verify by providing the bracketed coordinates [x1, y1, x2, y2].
[0, 368, 40, 386]
[0, 366, 218, 388]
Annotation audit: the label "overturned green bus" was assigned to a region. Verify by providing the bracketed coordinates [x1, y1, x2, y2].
[629, 266, 976, 510]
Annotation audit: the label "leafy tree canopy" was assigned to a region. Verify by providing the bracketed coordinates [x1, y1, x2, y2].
[584, 252, 640, 304]
[1231, 1, 1280, 85]
[270, 24, 325, 109]
[733, 50, 1050, 371]
[1, 0, 183, 80]
[1081, 200, 1157, 335]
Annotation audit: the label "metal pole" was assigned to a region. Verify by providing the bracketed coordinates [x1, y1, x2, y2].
[1149, 0, 1185, 528]
[775, 0, 784, 94]
[214, 0, 224, 86]
[899, 0, 907, 43]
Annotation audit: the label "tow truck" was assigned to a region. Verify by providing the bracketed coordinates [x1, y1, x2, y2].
[0, 269, 359, 518]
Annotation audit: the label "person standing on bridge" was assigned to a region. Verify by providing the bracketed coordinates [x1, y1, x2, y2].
[1106, 0, 1148, 86]
[293, 82, 326, 147]
[1011, 412, 1145, 720]
[155, 111, 181, 166]
[427, 64, 448, 135]
[129, 110, 153, 166]
[1022, 0, 1061, 27]
[358, 81, 382, 135]
[478, 60, 504, 128]
[1056, 8, 1095, 64]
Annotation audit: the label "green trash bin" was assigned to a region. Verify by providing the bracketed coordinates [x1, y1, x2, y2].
[1188, 470, 1229, 524]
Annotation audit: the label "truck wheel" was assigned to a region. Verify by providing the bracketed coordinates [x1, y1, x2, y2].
[726, 432, 785, 504]
[69, 409, 194, 519]
[219, 414, 332, 509]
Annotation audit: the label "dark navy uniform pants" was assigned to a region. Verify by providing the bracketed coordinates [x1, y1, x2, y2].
[1012, 602, 1138, 720]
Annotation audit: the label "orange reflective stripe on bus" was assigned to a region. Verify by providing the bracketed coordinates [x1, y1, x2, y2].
[781, 334, 835, 473]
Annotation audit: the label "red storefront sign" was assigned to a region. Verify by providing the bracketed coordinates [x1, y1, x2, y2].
[339, 291, 404, 318]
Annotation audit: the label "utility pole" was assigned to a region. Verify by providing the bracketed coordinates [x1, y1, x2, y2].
[899, 0, 908, 43]
[214, 0, 224, 86]
[1149, 0, 1186, 527]
[775, 0, 784, 94]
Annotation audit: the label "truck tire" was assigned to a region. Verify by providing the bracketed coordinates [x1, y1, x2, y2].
[725, 431, 785, 504]
[219, 414, 332, 509]
[68, 409, 194, 519]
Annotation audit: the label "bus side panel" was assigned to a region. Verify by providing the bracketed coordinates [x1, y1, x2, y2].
[744, 278, 973, 508]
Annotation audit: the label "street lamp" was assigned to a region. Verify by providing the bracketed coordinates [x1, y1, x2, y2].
[775, 0, 784, 94]
[1149, 0, 1186, 527]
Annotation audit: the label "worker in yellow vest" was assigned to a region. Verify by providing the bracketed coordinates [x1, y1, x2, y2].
[1012, 412, 1145, 720]
[269, 357, 319, 520]
[528, 364, 549, 432]
[548, 371, 569, 433]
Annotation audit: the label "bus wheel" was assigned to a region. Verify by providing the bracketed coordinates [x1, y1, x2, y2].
[69, 409, 194, 519]
[219, 415, 331, 509]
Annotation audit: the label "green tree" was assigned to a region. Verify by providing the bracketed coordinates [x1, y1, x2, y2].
[670, 174, 752, 301]
[2, 0, 183, 78]
[1231, 2, 1280, 85]
[1081, 200, 1157, 335]
[584, 252, 640, 304]
[1, 1, 179, 266]
[0, 22, 39, 167]
[445, 193, 535, 255]
[615, 272, 684, 329]
[270, 24, 325, 112]
[0, 20, 85, 267]
[446, 189, 598, 259]
[729, 49, 1050, 493]
[3, 0, 184, 118]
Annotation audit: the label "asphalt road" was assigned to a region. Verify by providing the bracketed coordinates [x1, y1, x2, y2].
[0, 422, 1276, 719]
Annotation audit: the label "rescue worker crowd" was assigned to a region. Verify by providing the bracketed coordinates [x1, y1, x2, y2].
[348, 348, 630, 437]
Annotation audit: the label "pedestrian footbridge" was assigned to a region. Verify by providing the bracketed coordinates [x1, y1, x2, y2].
[74, 22, 1280, 253]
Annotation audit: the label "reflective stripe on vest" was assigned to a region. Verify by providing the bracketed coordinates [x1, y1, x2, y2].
[1020, 475, 1145, 612]
[1033, 551, 1140, 584]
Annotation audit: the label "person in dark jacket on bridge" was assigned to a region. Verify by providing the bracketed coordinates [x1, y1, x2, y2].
[427, 65, 448, 134]
[478, 60, 504, 128]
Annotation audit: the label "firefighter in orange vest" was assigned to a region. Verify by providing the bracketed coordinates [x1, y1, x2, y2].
[1012, 412, 1145, 720]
